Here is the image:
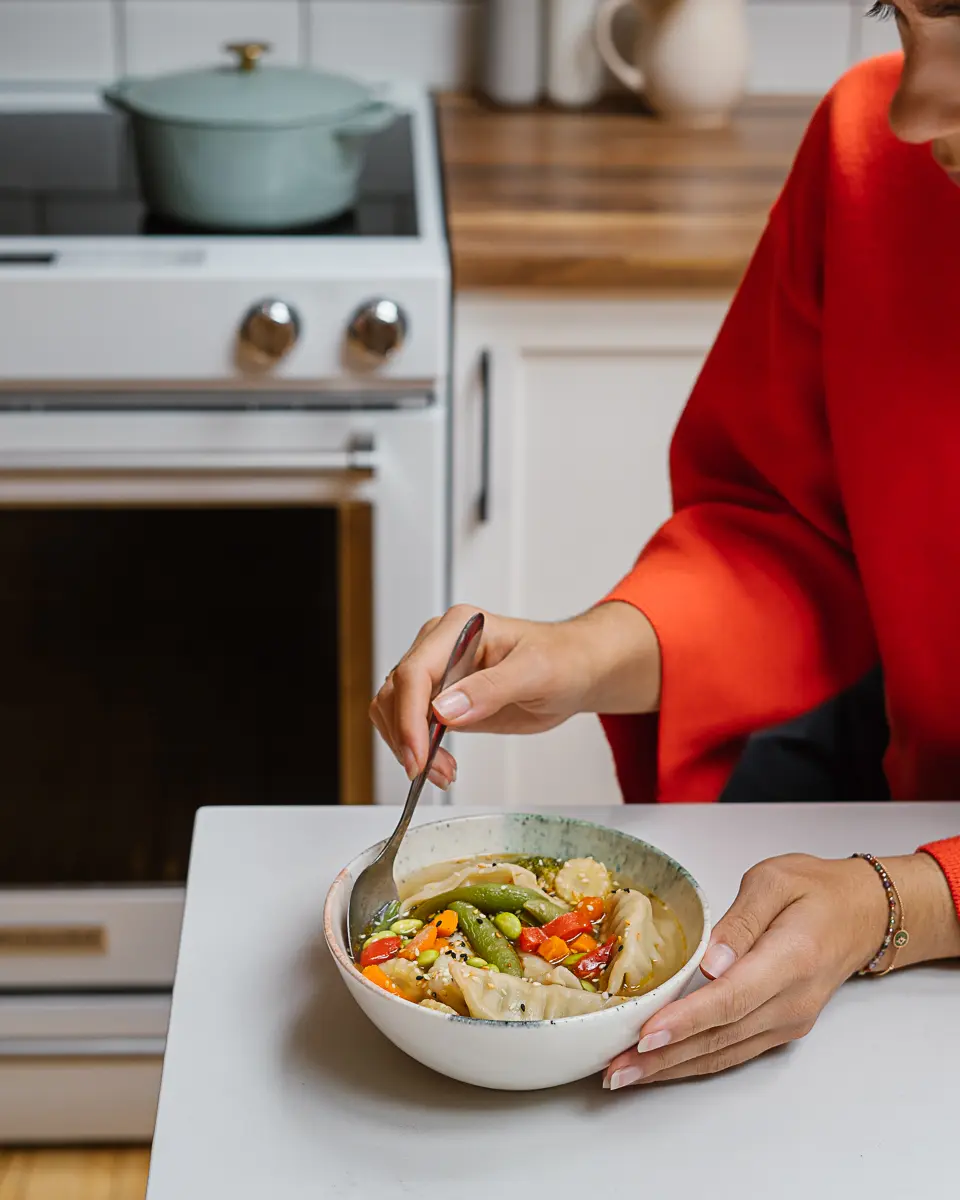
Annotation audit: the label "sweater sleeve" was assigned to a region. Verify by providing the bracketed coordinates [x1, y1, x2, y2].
[600, 93, 877, 804]
[919, 838, 960, 922]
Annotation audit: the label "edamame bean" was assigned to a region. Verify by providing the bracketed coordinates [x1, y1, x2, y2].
[562, 952, 587, 968]
[390, 918, 424, 937]
[363, 930, 397, 948]
[417, 948, 440, 969]
[493, 912, 523, 940]
[466, 956, 489, 969]
[580, 979, 598, 992]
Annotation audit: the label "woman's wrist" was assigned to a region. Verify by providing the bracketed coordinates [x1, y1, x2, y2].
[860, 853, 960, 970]
[564, 600, 662, 716]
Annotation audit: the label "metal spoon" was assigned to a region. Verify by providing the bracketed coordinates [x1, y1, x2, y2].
[347, 611, 485, 958]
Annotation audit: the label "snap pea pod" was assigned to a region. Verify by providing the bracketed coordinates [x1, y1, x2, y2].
[448, 901, 523, 977]
[371, 900, 401, 934]
[409, 885, 565, 925]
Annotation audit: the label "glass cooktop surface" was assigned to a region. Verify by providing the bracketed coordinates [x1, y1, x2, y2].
[0, 110, 418, 237]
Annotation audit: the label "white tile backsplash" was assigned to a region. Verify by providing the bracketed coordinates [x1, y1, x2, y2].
[854, 4, 902, 61]
[0, 1, 116, 82]
[124, 1, 301, 75]
[0, 1, 899, 94]
[747, 2, 854, 96]
[308, 1, 477, 89]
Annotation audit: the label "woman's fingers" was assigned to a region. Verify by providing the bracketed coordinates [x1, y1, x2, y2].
[391, 607, 488, 772]
[604, 994, 803, 1085]
[605, 1029, 788, 1089]
[699, 858, 800, 979]
[634, 923, 804, 1052]
[370, 677, 459, 785]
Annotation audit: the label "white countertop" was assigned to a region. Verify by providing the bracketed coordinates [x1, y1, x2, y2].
[147, 804, 960, 1199]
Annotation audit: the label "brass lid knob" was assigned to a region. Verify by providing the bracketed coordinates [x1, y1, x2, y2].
[225, 42, 271, 72]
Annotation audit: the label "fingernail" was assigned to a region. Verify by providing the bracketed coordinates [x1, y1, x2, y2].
[609, 1066, 644, 1090]
[701, 942, 737, 980]
[402, 748, 418, 781]
[433, 690, 471, 721]
[428, 771, 449, 791]
[637, 1029, 671, 1054]
[601, 1075, 611, 1089]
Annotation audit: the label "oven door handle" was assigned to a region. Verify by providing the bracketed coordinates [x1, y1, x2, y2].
[0, 1036, 166, 1058]
[0, 446, 378, 476]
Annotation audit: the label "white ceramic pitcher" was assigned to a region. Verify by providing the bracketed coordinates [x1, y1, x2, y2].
[595, 0, 749, 129]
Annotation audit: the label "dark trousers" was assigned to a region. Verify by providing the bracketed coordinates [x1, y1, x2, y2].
[719, 666, 891, 803]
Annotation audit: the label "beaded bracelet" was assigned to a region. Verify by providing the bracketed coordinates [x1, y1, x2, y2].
[851, 853, 910, 976]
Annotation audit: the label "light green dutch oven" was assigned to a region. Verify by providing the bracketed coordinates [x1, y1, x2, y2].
[104, 42, 396, 231]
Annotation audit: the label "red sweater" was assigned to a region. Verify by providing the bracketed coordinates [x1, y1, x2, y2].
[600, 55, 960, 917]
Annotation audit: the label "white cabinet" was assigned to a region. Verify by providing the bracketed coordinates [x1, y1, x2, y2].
[448, 295, 729, 809]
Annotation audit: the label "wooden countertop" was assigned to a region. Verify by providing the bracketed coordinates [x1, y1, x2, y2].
[435, 93, 818, 293]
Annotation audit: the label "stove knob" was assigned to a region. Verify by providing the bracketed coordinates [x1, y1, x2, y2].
[347, 299, 408, 365]
[239, 299, 301, 364]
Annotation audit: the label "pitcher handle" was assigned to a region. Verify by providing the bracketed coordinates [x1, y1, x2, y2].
[595, 0, 644, 94]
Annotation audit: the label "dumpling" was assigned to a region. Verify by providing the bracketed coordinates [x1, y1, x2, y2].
[600, 889, 666, 995]
[380, 957, 429, 1002]
[520, 954, 582, 990]
[449, 961, 621, 1021]
[554, 857, 612, 905]
[419, 999, 460, 1015]
[399, 859, 549, 914]
[382, 948, 471, 1013]
[423, 951, 470, 1015]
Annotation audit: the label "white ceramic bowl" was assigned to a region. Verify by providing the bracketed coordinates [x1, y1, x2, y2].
[323, 812, 711, 1091]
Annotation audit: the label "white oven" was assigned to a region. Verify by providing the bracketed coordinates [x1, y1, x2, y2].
[0, 81, 450, 1141]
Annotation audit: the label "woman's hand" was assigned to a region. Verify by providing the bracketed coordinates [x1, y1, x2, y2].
[604, 851, 960, 1090]
[369, 601, 659, 789]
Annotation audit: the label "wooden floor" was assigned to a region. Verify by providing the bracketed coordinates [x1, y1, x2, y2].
[0, 1149, 150, 1200]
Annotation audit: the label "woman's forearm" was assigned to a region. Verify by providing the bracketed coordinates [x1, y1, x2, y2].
[881, 853, 960, 967]
[566, 600, 662, 716]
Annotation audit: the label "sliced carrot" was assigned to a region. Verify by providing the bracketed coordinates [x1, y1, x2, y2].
[399, 922, 438, 960]
[538, 936, 571, 965]
[576, 896, 606, 923]
[362, 964, 406, 998]
[569, 933, 599, 954]
[431, 909, 459, 937]
[434, 937, 450, 953]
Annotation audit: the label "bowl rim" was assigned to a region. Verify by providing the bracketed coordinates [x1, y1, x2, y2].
[323, 811, 713, 1029]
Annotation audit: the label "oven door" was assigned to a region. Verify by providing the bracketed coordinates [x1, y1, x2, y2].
[0, 403, 445, 990]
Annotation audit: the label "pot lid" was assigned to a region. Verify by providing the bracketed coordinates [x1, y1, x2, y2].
[109, 42, 376, 128]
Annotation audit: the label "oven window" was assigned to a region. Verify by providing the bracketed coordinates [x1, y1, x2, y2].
[0, 506, 372, 886]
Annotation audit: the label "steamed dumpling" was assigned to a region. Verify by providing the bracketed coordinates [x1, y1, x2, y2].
[380, 957, 429, 1002]
[423, 950, 471, 1016]
[399, 858, 553, 914]
[419, 998, 460, 1015]
[601, 889, 666, 995]
[554, 857, 612, 905]
[520, 954, 582, 990]
[450, 961, 622, 1021]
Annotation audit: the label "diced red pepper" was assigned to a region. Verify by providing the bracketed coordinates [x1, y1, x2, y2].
[540, 911, 593, 943]
[571, 937, 618, 980]
[517, 926, 548, 954]
[359, 936, 402, 968]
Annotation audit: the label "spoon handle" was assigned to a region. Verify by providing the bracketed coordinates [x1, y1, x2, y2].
[384, 612, 485, 860]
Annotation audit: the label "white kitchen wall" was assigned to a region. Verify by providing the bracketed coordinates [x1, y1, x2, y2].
[0, 1, 901, 92]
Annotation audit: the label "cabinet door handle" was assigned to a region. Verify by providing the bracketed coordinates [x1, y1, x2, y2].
[477, 349, 492, 524]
